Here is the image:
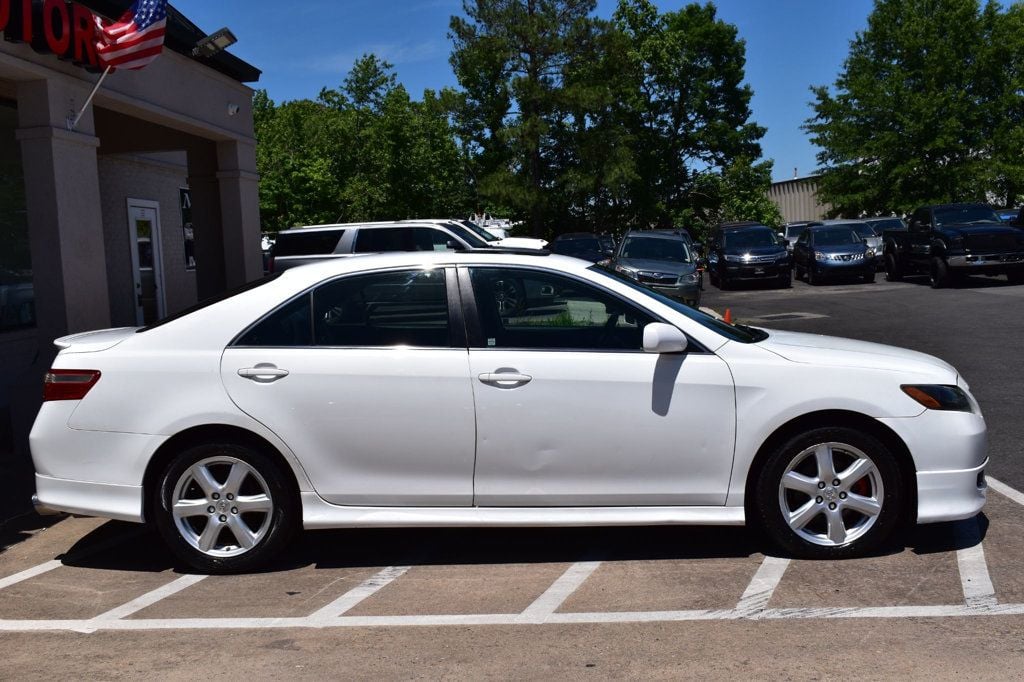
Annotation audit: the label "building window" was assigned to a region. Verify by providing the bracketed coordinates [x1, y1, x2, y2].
[0, 100, 33, 333]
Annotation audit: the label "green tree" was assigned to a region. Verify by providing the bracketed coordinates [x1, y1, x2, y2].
[683, 158, 783, 241]
[805, 0, 1018, 215]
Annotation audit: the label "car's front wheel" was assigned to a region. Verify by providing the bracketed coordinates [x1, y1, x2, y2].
[154, 443, 297, 573]
[753, 427, 904, 559]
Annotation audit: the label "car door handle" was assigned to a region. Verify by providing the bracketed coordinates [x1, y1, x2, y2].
[238, 365, 290, 382]
[478, 372, 532, 386]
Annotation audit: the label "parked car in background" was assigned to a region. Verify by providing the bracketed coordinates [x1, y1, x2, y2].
[779, 221, 822, 253]
[267, 221, 492, 272]
[824, 220, 883, 269]
[551, 232, 613, 263]
[793, 224, 877, 285]
[609, 230, 702, 307]
[31, 250, 989, 572]
[707, 222, 791, 289]
[996, 208, 1018, 223]
[861, 216, 906, 234]
[413, 219, 548, 250]
[882, 203, 1024, 288]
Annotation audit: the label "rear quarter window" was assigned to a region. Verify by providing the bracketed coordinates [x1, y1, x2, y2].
[273, 230, 345, 257]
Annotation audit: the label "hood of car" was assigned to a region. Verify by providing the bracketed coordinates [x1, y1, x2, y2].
[617, 257, 695, 275]
[722, 245, 786, 257]
[938, 223, 1019, 236]
[757, 329, 958, 381]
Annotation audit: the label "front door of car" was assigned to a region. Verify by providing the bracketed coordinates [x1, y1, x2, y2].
[461, 266, 736, 507]
[221, 267, 476, 506]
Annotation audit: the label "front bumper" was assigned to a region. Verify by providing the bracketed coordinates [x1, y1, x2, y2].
[947, 252, 1024, 272]
[812, 257, 877, 276]
[723, 264, 790, 280]
[916, 460, 987, 523]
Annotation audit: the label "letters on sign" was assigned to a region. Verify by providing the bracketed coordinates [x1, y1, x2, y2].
[0, 0, 103, 70]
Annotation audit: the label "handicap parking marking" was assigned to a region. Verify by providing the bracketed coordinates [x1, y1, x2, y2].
[0, 478, 1021, 633]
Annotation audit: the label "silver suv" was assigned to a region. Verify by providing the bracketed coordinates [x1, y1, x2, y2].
[268, 221, 491, 273]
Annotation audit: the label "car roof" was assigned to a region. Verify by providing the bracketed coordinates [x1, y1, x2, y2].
[822, 219, 869, 226]
[784, 221, 823, 227]
[277, 221, 454, 235]
[622, 230, 687, 241]
[555, 232, 600, 240]
[929, 203, 993, 210]
[715, 221, 770, 231]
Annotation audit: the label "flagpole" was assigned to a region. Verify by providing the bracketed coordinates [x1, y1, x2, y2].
[67, 66, 112, 132]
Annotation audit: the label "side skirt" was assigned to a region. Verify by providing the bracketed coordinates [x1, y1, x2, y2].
[300, 492, 746, 529]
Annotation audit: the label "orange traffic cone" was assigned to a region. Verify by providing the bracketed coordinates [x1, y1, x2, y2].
[723, 308, 733, 324]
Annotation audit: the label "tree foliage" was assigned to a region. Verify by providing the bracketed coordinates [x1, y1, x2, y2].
[255, 1, 778, 236]
[806, 0, 1024, 216]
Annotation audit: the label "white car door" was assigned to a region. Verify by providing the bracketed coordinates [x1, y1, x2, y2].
[221, 267, 476, 506]
[461, 266, 736, 507]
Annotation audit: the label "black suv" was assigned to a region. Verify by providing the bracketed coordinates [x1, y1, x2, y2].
[707, 222, 791, 289]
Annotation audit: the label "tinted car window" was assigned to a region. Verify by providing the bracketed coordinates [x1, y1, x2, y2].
[934, 206, 1000, 226]
[314, 269, 450, 347]
[469, 267, 655, 350]
[813, 228, 860, 246]
[355, 228, 458, 253]
[235, 294, 313, 347]
[865, 218, 904, 231]
[273, 230, 344, 257]
[620, 237, 690, 262]
[722, 228, 778, 249]
[553, 238, 601, 255]
[785, 225, 809, 239]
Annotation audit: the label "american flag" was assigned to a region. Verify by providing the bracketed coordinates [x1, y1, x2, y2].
[94, 0, 168, 71]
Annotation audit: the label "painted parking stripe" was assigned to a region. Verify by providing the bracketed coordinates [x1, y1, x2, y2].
[988, 476, 1024, 507]
[953, 518, 997, 607]
[3, 602, 1024, 632]
[734, 556, 790, 615]
[0, 560, 63, 592]
[308, 565, 412, 621]
[90, 574, 208, 622]
[517, 560, 602, 623]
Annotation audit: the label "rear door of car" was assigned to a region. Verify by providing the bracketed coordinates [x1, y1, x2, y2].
[459, 265, 736, 507]
[220, 266, 477, 506]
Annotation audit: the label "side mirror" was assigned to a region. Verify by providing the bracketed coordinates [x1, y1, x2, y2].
[777, 232, 785, 238]
[643, 323, 688, 354]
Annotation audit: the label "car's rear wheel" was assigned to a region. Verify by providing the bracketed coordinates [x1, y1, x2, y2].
[154, 443, 297, 573]
[753, 427, 904, 559]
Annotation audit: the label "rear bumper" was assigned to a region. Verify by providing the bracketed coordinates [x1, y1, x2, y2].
[34, 474, 144, 523]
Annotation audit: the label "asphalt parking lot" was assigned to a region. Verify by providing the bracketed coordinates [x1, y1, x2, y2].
[2, 272, 1024, 679]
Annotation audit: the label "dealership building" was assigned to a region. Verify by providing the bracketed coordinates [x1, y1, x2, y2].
[0, 0, 263, 519]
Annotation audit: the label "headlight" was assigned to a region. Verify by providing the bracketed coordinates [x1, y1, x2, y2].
[865, 249, 876, 257]
[901, 385, 974, 412]
[681, 272, 699, 284]
[815, 251, 827, 262]
[615, 265, 639, 279]
[724, 254, 744, 263]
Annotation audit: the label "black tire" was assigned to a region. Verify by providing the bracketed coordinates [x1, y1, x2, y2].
[752, 426, 905, 560]
[863, 270, 876, 284]
[778, 270, 792, 289]
[795, 264, 805, 281]
[929, 257, 951, 289]
[718, 272, 731, 290]
[807, 265, 820, 286]
[884, 253, 902, 282]
[153, 442, 298, 574]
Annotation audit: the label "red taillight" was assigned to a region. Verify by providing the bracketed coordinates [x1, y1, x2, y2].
[43, 370, 101, 402]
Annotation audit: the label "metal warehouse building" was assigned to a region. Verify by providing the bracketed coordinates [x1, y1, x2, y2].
[769, 174, 832, 223]
[0, 0, 263, 520]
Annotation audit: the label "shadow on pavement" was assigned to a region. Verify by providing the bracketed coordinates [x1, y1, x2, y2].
[0, 511, 65, 554]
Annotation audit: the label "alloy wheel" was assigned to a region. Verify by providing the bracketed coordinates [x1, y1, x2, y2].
[171, 456, 274, 557]
[777, 442, 884, 547]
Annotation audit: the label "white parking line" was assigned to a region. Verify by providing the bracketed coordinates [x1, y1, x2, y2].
[2, 602, 1024, 632]
[734, 556, 790, 615]
[988, 476, 1024, 507]
[308, 565, 412, 621]
[0, 560, 63, 592]
[517, 560, 603, 623]
[90, 574, 208, 622]
[954, 518, 998, 607]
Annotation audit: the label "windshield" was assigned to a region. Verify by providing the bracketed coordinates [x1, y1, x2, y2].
[443, 222, 491, 248]
[620, 237, 691, 263]
[555, 238, 601, 255]
[814, 228, 861, 246]
[460, 220, 500, 243]
[588, 265, 768, 344]
[841, 223, 877, 238]
[723, 228, 779, 249]
[934, 205, 1001, 226]
[785, 225, 809, 239]
[865, 218, 904, 231]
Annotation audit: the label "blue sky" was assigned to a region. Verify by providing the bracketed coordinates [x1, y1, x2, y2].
[174, 0, 874, 182]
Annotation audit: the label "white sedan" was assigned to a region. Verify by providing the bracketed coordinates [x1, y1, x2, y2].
[31, 252, 987, 572]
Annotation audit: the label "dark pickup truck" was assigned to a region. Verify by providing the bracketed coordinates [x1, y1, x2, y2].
[882, 203, 1024, 288]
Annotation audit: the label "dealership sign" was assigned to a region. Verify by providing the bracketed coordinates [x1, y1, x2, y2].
[0, 0, 104, 69]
